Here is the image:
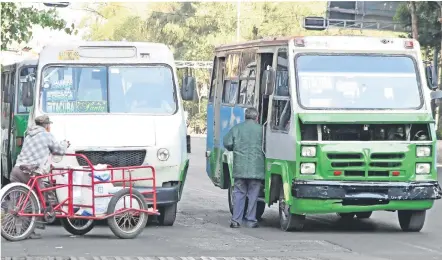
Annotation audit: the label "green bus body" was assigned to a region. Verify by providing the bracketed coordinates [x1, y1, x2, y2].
[205, 36, 442, 232]
[1, 59, 37, 186]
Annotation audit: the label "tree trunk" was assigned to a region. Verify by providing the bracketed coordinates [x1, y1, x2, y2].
[409, 2, 419, 40]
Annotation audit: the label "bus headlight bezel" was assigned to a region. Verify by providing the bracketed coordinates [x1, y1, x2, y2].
[416, 146, 431, 157]
[157, 148, 170, 161]
[300, 163, 316, 175]
[416, 163, 431, 175]
[301, 146, 316, 157]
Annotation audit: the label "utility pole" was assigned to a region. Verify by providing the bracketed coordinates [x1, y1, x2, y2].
[236, 0, 240, 42]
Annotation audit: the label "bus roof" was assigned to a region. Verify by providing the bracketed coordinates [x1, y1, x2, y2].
[39, 41, 175, 65]
[2, 58, 38, 70]
[215, 36, 420, 52]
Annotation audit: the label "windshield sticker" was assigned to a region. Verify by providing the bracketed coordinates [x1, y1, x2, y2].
[46, 101, 107, 113]
[46, 90, 74, 102]
[49, 79, 73, 90]
[58, 50, 79, 61]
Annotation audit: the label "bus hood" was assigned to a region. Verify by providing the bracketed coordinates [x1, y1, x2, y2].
[48, 115, 156, 148]
[298, 112, 435, 124]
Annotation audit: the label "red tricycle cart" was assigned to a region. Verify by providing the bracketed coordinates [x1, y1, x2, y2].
[0, 154, 158, 241]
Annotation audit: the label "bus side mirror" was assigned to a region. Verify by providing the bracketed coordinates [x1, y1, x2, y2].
[22, 77, 34, 107]
[181, 76, 196, 101]
[261, 69, 276, 96]
[425, 65, 438, 90]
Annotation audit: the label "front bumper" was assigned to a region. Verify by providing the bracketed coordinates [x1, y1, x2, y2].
[292, 180, 442, 201]
[136, 184, 180, 206]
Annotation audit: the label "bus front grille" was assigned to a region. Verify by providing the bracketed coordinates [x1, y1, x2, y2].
[75, 150, 146, 167]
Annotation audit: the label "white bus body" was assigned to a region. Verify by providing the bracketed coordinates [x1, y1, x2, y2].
[27, 42, 193, 225]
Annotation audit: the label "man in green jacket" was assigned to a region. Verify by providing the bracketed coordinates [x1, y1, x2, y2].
[223, 107, 265, 228]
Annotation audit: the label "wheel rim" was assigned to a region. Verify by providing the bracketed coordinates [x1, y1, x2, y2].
[67, 218, 93, 230]
[113, 195, 146, 234]
[1, 188, 37, 239]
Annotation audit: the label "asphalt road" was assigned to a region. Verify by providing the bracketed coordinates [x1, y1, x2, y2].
[3, 137, 442, 260]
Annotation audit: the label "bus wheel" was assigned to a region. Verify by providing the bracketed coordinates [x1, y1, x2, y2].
[337, 213, 356, 220]
[356, 212, 372, 219]
[398, 210, 426, 232]
[228, 186, 265, 221]
[278, 188, 305, 232]
[158, 203, 177, 226]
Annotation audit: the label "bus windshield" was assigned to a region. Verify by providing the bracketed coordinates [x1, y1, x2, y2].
[17, 66, 37, 113]
[295, 55, 422, 110]
[40, 65, 176, 114]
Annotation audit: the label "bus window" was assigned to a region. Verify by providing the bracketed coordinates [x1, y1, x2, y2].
[222, 53, 241, 105]
[238, 50, 257, 106]
[271, 49, 291, 132]
[275, 49, 289, 96]
[17, 67, 36, 113]
[109, 66, 176, 114]
[222, 80, 238, 105]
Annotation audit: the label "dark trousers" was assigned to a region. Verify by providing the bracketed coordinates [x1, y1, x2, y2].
[231, 178, 261, 224]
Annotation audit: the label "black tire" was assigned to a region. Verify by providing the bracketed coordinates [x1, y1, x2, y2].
[1, 185, 39, 241]
[60, 218, 94, 236]
[356, 212, 372, 219]
[107, 188, 149, 239]
[279, 187, 305, 231]
[228, 186, 265, 221]
[158, 203, 177, 226]
[398, 210, 426, 232]
[337, 213, 356, 220]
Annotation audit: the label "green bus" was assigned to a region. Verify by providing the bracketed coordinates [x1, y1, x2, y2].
[1, 59, 38, 186]
[205, 34, 442, 232]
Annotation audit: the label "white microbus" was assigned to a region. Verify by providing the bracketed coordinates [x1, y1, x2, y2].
[21, 42, 195, 225]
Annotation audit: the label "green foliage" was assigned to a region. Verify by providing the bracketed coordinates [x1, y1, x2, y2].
[394, 1, 441, 48]
[1, 2, 76, 50]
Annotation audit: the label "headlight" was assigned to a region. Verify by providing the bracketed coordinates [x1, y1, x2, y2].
[416, 163, 431, 175]
[157, 148, 170, 161]
[301, 146, 316, 157]
[416, 146, 431, 157]
[300, 163, 315, 175]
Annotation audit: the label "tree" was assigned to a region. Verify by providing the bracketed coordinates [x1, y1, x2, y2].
[1, 2, 75, 50]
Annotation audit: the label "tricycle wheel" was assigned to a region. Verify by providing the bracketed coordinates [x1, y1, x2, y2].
[158, 203, 177, 226]
[398, 210, 426, 232]
[1, 184, 40, 241]
[60, 218, 94, 235]
[279, 187, 305, 232]
[107, 188, 148, 239]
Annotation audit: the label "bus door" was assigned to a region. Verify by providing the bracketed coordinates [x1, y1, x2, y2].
[1, 66, 15, 182]
[264, 48, 295, 160]
[11, 66, 37, 168]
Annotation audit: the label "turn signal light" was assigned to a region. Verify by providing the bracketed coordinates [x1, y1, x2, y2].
[392, 171, 400, 176]
[334, 171, 342, 176]
[404, 40, 414, 49]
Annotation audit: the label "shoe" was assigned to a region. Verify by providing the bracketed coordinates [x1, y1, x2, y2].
[246, 221, 259, 228]
[230, 221, 240, 228]
[28, 232, 42, 239]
